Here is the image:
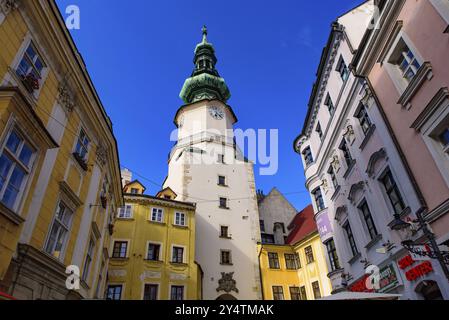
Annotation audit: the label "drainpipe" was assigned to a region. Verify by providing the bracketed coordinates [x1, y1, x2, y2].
[257, 245, 265, 300]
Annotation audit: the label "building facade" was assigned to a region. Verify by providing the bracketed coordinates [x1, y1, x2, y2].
[259, 205, 331, 300]
[258, 188, 298, 245]
[163, 28, 262, 300]
[107, 175, 201, 300]
[353, 0, 449, 298]
[294, 0, 449, 300]
[0, 0, 122, 299]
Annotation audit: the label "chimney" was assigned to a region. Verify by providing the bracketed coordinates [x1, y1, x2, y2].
[121, 168, 132, 188]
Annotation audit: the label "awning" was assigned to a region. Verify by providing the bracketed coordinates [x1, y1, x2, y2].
[0, 291, 16, 300]
[319, 291, 402, 300]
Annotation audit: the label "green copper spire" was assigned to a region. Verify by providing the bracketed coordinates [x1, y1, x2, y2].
[180, 26, 231, 104]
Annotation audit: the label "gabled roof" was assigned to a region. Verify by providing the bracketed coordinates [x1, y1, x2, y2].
[123, 180, 146, 192]
[285, 205, 317, 245]
[156, 187, 178, 199]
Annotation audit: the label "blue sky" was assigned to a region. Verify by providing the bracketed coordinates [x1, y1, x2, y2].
[55, 0, 362, 211]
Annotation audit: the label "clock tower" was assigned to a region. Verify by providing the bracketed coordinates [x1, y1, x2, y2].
[164, 27, 262, 300]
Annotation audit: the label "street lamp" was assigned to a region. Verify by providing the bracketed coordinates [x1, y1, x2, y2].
[390, 207, 449, 283]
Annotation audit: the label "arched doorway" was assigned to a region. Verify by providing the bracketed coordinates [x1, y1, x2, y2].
[415, 280, 444, 300]
[216, 294, 237, 300]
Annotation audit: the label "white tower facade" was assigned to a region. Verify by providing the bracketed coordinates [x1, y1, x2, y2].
[163, 28, 262, 300]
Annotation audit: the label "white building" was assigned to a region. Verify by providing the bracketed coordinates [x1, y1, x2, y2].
[163, 27, 262, 300]
[294, 1, 449, 300]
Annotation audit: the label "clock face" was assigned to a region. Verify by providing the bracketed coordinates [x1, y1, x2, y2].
[209, 106, 225, 120]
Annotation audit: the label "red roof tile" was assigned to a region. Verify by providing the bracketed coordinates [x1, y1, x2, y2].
[285, 204, 317, 245]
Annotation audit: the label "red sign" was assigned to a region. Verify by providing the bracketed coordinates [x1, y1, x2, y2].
[398, 254, 434, 282]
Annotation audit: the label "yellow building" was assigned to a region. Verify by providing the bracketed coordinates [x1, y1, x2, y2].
[0, 1, 122, 299]
[107, 174, 201, 300]
[259, 205, 332, 300]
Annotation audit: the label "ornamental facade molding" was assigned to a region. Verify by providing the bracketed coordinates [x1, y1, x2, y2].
[0, 0, 20, 16]
[57, 80, 76, 113]
[96, 143, 108, 167]
[304, 24, 345, 139]
[216, 272, 239, 294]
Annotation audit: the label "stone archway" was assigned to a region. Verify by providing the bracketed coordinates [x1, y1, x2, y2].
[216, 294, 237, 300]
[415, 280, 444, 300]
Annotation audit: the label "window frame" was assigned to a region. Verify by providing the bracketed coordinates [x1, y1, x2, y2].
[44, 200, 74, 260]
[312, 281, 322, 299]
[82, 237, 96, 282]
[174, 211, 187, 226]
[268, 252, 280, 269]
[343, 221, 359, 258]
[336, 56, 350, 82]
[0, 126, 37, 212]
[112, 240, 129, 259]
[325, 93, 335, 115]
[147, 242, 162, 261]
[272, 286, 284, 300]
[302, 146, 314, 167]
[305, 245, 315, 264]
[220, 249, 232, 265]
[358, 200, 378, 240]
[312, 187, 325, 212]
[106, 284, 123, 300]
[170, 285, 185, 300]
[143, 283, 159, 301]
[118, 204, 132, 219]
[380, 169, 406, 215]
[150, 207, 164, 223]
[284, 253, 298, 270]
[325, 238, 341, 271]
[171, 245, 185, 264]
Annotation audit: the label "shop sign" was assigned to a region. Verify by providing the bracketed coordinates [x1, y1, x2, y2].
[349, 264, 399, 293]
[398, 254, 434, 282]
[315, 209, 333, 241]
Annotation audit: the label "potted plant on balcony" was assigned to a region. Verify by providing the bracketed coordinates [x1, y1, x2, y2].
[72, 152, 88, 171]
[21, 73, 40, 93]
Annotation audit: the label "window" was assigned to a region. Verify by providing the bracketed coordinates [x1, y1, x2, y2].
[299, 286, 307, 300]
[218, 154, 225, 164]
[325, 238, 340, 271]
[44, 201, 73, 259]
[172, 246, 184, 263]
[143, 284, 158, 300]
[302, 146, 314, 166]
[218, 175, 226, 186]
[389, 39, 421, 83]
[82, 238, 95, 282]
[290, 287, 301, 300]
[171, 286, 184, 300]
[312, 281, 321, 299]
[337, 56, 349, 82]
[268, 252, 280, 269]
[118, 205, 132, 219]
[174, 212, 186, 226]
[305, 246, 314, 264]
[381, 170, 406, 215]
[272, 286, 284, 300]
[296, 253, 302, 269]
[261, 234, 275, 244]
[284, 254, 299, 270]
[312, 187, 325, 212]
[0, 129, 35, 210]
[74, 129, 90, 161]
[95, 261, 104, 299]
[220, 250, 232, 265]
[16, 42, 45, 91]
[328, 166, 339, 189]
[356, 104, 373, 135]
[220, 226, 229, 238]
[112, 241, 128, 258]
[219, 197, 228, 209]
[439, 128, 449, 152]
[339, 139, 353, 167]
[359, 200, 378, 240]
[325, 94, 335, 115]
[147, 243, 161, 261]
[259, 220, 265, 232]
[344, 222, 359, 257]
[316, 122, 323, 140]
[151, 208, 163, 223]
[106, 285, 122, 300]
[130, 188, 138, 194]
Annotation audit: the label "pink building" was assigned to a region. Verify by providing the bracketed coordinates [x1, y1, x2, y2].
[353, 0, 449, 298]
